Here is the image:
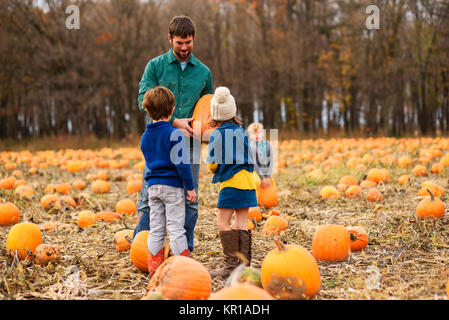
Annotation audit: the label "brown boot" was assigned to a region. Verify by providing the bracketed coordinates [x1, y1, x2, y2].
[238, 230, 252, 266]
[210, 230, 240, 278]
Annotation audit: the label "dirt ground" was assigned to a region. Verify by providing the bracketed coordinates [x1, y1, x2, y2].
[1, 142, 449, 300]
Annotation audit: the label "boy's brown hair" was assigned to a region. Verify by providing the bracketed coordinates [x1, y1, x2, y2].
[169, 16, 195, 38]
[141, 86, 175, 121]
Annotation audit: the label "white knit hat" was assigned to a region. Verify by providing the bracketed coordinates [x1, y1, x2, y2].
[210, 87, 236, 121]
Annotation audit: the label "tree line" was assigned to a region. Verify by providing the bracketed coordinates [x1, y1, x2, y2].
[1, 0, 449, 140]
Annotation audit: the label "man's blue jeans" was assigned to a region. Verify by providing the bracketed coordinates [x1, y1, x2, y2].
[133, 146, 200, 253]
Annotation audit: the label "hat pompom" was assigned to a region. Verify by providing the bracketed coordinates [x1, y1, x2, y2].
[214, 87, 230, 104]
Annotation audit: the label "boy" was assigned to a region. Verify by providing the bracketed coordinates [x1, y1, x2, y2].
[247, 122, 274, 189]
[140, 86, 196, 275]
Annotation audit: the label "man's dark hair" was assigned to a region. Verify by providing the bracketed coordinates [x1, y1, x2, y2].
[169, 16, 195, 38]
[141, 86, 175, 121]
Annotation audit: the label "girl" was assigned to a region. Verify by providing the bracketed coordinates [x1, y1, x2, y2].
[206, 87, 257, 278]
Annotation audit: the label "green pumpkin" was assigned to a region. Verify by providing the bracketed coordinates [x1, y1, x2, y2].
[239, 267, 262, 288]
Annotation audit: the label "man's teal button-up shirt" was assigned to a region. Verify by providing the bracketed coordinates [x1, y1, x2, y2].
[138, 49, 213, 124]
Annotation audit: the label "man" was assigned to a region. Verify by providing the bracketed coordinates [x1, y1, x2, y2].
[134, 16, 213, 256]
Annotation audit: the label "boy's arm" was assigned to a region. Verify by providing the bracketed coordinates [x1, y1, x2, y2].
[138, 61, 158, 113]
[172, 131, 195, 190]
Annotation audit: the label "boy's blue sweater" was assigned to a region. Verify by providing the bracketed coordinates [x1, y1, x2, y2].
[140, 121, 194, 190]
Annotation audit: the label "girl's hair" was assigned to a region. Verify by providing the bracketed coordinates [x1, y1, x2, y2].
[247, 122, 264, 134]
[208, 115, 243, 127]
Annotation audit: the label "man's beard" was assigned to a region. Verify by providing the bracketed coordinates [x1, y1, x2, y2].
[174, 49, 191, 61]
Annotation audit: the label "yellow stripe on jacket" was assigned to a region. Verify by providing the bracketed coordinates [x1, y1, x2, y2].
[207, 163, 256, 191]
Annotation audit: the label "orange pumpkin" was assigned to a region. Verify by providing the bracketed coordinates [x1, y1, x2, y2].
[116, 199, 137, 215]
[347, 226, 368, 252]
[261, 215, 288, 237]
[77, 210, 96, 228]
[260, 240, 321, 299]
[40, 194, 60, 209]
[0, 202, 20, 226]
[39, 221, 61, 233]
[192, 94, 215, 136]
[59, 195, 77, 208]
[345, 185, 362, 198]
[34, 244, 60, 266]
[262, 209, 280, 219]
[360, 180, 377, 189]
[209, 283, 274, 300]
[95, 211, 122, 223]
[14, 185, 34, 198]
[320, 186, 341, 199]
[416, 189, 445, 219]
[147, 255, 212, 300]
[397, 175, 410, 185]
[366, 168, 389, 184]
[365, 188, 383, 202]
[130, 230, 151, 272]
[72, 180, 86, 190]
[92, 179, 110, 194]
[0, 176, 16, 189]
[339, 175, 358, 186]
[113, 230, 134, 252]
[418, 181, 444, 198]
[55, 183, 72, 195]
[6, 222, 42, 260]
[431, 162, 444, 174]
[258, 182, 278, 209]
[126, 179, 142, 195]
[312, 224, 351, 262]
[413, 165, 428, 177]
[248, 207, 262, 222]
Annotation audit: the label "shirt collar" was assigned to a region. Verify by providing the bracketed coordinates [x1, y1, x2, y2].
[167, 49, 197, 66]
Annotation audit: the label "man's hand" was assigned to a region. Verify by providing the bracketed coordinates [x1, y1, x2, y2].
[173, 118, 194, 137]
[187, 189, 197, 203]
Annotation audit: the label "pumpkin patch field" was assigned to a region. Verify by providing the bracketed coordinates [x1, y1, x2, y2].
[1, 137, 449, 300]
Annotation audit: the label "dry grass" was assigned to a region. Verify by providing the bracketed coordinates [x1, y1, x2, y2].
[1, 143, 449, 300]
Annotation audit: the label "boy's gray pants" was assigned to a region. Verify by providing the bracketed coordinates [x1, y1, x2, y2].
[147, 184, 188, 256]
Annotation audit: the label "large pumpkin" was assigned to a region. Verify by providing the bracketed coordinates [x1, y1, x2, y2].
[260, 240, 321, 299]
[209, 283, 274, 300]
[6, 222, 42, 260]
[147, 255, 212, 300]
[192, 94, 215, 136]
[312, 224, 351, 262]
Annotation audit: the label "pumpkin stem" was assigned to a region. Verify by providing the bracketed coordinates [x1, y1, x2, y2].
[350, 232, 358, 241]
[163, 239, 171, 260]
[274, 239, 286, 251]
[125, 235, 133, 244]
[426, 188, 435, 201]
